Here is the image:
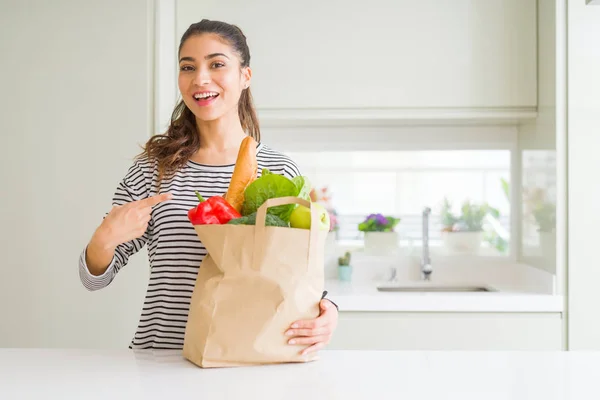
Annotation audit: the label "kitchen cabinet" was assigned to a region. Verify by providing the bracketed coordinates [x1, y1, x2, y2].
[329, 311, 563, 351]
[177, 0, 537, 115]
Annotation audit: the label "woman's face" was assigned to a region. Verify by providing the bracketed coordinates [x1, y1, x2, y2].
[178, 33, 251, 123]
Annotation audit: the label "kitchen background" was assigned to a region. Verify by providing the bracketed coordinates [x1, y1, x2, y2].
[1, 0, 598, 351]
[172, 0, 559, 278]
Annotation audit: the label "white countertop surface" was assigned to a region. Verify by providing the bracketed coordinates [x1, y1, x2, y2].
[1, 348, 597, 399]
[325, 280, 564, 312]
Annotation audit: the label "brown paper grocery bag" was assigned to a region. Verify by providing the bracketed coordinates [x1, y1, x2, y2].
[182, 196, 327, 368]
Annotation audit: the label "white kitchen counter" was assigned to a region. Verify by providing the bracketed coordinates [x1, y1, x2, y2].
[325, 280, 564, 312]
[1, 348, 597, 399]
[322, 254, 564, 313]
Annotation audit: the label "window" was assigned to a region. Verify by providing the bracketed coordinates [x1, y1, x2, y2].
[286, 150, 511, 255]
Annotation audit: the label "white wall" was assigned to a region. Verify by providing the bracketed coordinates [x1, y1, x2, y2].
[0, 0, 154, 348]
[567, 0, 600, 350]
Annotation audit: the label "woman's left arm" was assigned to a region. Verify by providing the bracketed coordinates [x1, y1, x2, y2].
[279, 153, 340, 355]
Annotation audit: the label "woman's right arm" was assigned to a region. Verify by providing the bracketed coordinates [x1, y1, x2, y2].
[78, 161, 172, 291]
[83, 192, 172, 276]
[85, 226, 118, 276]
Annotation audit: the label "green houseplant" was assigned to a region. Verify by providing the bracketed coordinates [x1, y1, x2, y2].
[337, 251, 352, 281]
[440, 198, 499, 253]
[358, 213, 401, 254]
[358, 213, 401, 232]
[533, 202, 556, 233]
[482, 178, 510, 254]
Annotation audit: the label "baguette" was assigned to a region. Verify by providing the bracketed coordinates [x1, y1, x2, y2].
[224, 136, 258, 213]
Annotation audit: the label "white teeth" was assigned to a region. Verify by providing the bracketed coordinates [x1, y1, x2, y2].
[194, 92, 218, 100]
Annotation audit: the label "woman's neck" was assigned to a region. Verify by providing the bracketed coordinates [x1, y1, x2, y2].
[195, 112, 247, 152]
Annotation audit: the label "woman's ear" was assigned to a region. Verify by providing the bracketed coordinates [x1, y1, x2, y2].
[242, 66, 252, 89]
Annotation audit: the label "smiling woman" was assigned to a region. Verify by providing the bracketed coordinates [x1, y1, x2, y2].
[78, 19, 339, 352]
[178, 39, 252, 131]
[144, 20, 258, 184]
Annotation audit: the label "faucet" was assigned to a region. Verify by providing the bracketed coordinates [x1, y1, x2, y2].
[421, 207, 433, 280]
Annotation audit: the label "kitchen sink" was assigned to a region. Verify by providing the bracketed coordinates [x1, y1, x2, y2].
[377, 284, 496, 293]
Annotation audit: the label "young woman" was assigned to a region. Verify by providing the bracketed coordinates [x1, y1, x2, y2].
[79, 19, 338, 354]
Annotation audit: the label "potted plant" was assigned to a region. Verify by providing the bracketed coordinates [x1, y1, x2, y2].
[533, 201, 556, 233]
[337, 251, 352, 281]
[358, 213, 401, 254]
[440, 198, 498, 253]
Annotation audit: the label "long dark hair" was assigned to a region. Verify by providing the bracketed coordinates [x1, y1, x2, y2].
[138, 19, 260, 183]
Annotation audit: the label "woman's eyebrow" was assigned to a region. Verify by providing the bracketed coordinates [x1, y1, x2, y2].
[179, 53, 230, 63]
[179, 56, 195, 63]
[204, 53, 230, 60]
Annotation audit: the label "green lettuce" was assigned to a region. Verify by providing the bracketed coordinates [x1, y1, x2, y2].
[292, 176, 311, 202]
[241, 168, 312, 222]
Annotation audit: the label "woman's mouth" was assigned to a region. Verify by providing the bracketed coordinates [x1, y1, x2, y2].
[193, 91, 219, 106]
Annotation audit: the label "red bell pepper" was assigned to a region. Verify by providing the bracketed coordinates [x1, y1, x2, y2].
[188, 191, 241, 225]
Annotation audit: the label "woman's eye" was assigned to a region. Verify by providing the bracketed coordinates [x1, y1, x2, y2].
[211, 62, 225, 69]
[180, 65, 194, 71]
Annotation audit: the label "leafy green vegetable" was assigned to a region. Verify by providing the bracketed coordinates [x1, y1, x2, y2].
[292, 176, 311, 202]
[242, 173, 298, 220]
[241, 169, 313, 222]
[227, 212, 288, 227]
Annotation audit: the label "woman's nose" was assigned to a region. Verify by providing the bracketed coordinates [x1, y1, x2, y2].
[194, 68, 211, 86]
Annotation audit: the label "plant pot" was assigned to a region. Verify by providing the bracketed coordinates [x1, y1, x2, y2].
[337, 265, 353, 282]
[363, 231, 399, 255]
[442, 231, 483, 253]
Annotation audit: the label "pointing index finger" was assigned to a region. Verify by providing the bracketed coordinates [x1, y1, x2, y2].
[138, 193, 173, 208]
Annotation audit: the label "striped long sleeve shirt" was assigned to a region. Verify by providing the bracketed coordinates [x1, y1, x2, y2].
[78, 142, 309, 349]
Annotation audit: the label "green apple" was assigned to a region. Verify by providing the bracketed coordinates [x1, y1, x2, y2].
[289, 203, 330, 231]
